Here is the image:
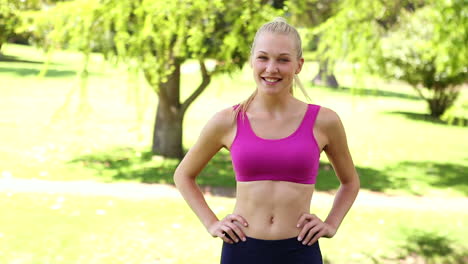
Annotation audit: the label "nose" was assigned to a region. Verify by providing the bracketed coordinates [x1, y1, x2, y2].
[265, 61, 278, 73]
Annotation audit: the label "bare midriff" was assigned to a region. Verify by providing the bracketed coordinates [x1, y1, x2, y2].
[232, 180, 315, 240]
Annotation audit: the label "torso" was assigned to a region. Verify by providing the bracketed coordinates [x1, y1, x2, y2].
[221, 101, 328, 240]
[233, 181, 315, 239]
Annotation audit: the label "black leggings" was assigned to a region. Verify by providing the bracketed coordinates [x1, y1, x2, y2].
[220, 236, 323, 264]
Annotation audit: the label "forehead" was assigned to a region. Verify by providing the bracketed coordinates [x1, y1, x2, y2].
[253, 32, 296, 56]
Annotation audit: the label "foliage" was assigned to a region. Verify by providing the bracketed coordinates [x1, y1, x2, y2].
[285, 0, 341, 87]
[0, 0, 63, 51]
[286, 0, 338, 27]
[0, 0, 15, 49]
[28, 0, 276, 86]
[0, 0, 28, 50]
[313, 0, 468, 117]
[25, 0, 278, 158]
[25, 0, 108, 52]
[285, 0, 339, 51]
[377, 2, 468, 117]
[99, 0, 277, 86]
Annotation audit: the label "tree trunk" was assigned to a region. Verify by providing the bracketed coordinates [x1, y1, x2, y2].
[427, 86, 459, 118]
[152, 60, 184, 159]
[428, 99, 447, 118]
[312, 58, 339, 88]
[152, 100, 185, 158]
[151, 60, 212, 159]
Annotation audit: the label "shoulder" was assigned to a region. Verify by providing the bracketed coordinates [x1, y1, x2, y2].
[315, 106, 344, 134]
[201, 106, 236, 137]
[316, 106, 341, 125]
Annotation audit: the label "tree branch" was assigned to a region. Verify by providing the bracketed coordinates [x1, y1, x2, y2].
[181, 60, 212, 115]
[412, 84, 427, 101]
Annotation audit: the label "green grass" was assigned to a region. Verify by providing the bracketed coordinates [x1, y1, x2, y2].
[1, 43, 468, 197]
[1, 44, 467, 264]
[0, 192, 466, 264]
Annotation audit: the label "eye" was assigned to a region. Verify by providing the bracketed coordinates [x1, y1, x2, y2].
[257, 56, 268, 60]
[279, 58, 290, 62]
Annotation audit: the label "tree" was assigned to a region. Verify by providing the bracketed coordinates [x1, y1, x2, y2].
[286, 0, 340, 88]
[0, 0, 63, 53]
[377, 3, 467, 117]
[26, 0, 111, 119]
[30, 0, 277, 159]
[0, 0, 17, 52]
[313, 0, 467, 117]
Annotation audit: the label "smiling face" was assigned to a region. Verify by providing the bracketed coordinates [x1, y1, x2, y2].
[251, 32, 304, 96]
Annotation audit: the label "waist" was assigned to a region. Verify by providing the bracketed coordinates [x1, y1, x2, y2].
[232, 207, 309, 240]
[233, 181, 314, 240]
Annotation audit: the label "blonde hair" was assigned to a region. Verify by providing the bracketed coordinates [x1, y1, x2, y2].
[234, 17, 311, 120]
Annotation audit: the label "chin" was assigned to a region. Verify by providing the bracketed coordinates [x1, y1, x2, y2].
[259, 86, 287, 95]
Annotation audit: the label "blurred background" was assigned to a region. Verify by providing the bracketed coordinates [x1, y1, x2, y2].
[0, 0, 467, 263]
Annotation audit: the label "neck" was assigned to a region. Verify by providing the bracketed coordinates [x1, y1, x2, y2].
[252, 89, 296, 113]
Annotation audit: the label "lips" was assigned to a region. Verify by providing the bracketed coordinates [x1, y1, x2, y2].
[261, 77, 282, 84]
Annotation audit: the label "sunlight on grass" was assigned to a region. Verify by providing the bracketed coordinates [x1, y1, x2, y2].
[0, 193, 466, 264]
[1, 43, 467, 197]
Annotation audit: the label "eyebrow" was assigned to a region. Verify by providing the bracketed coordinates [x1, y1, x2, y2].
[258, 50, 291, 56]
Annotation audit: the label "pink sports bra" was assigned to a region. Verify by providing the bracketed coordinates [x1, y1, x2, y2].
[230, 104, 321, 184]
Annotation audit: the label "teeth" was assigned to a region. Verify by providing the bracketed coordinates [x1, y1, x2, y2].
[264, 78, 279, 82]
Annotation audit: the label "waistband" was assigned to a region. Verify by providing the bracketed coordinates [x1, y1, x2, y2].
[245, 236, 299, 243]
[236, 236, 319, 248]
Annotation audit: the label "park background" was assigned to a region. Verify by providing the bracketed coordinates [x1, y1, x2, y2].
[0, 0, 467, 263]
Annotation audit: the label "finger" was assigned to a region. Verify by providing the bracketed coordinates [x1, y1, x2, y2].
[218, 231, 234, 244]
[296, 214, 308, 228]
[302, 225, 321, 245]
[221, 226, 237, 244]
[229, 214, 249, 227]
[308, 229, 327, 246]
[226, 222, 246, 242]
[297, 220, 319, 241]
[296, 213, 315, 228]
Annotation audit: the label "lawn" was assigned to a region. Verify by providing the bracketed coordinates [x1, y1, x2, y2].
[0, 192, 466, 264]
[1, 44, 467, 264]
[1, 43, 467, 197]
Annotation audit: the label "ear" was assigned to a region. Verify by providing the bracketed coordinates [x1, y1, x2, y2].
[295, 57, 304, 74]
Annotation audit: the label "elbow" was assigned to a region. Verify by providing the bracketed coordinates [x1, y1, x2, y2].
[353, 173, 360, 189]
[349, 173, 360, 191]
[173, 169, 184, 189]
[173, 167, 195, 189]
[352, 174, 360, 194]
[341, 173, 360, 192]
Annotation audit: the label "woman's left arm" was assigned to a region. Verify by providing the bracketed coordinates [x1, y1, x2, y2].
[321, 109, 360, 232]
[297, 108, 360, 245]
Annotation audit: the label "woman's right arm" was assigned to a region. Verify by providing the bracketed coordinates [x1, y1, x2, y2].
[173, 108, 248, 243]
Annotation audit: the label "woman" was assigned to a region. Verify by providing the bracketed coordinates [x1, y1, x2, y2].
[174, 18, 360, 264]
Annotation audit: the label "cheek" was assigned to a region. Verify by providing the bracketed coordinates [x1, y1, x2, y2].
[253, 62, 266, 72]
[279, 65, 295, 75]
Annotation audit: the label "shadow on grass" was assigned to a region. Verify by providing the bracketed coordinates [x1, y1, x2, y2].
[0, 66, 76, 78]
[316, 162, 391, 192]
[280, 160, 468, 195]
[0, 54, 43, 64]
[365, 229, 468, 264]
[388, 111, 468, 127]
[316, 85, 420, 101]
[70, 146, 468, 197]
[390, 161, 468, 196]
[380, 230, 468, 264]
[69, 147, 238, 196]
